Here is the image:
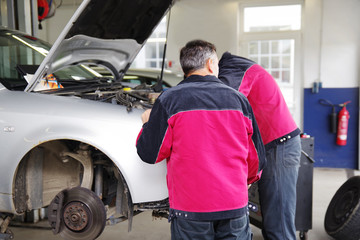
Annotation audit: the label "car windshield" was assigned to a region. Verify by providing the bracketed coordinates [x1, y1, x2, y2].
[0, 30, 100, 91]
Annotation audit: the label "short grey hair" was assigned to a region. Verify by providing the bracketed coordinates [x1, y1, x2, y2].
[180, 40, 217, 76]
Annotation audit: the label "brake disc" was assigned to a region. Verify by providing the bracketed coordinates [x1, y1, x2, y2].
[49, 187, 106, 240]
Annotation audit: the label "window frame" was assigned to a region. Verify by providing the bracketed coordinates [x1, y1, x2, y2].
[238, 1, 303, 128]
[247, 38, 295, 86]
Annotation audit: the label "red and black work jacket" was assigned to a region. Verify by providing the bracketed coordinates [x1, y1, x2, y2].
[219, 52, 300, 150]
[136, 75, 266, 221]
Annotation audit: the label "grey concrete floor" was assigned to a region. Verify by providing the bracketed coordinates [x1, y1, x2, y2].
[8, 168, 360, 240]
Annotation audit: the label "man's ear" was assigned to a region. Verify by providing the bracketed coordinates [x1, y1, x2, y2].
[206, 58, 215, 74]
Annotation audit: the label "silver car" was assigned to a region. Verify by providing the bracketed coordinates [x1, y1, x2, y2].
[0, 0, 174, 239]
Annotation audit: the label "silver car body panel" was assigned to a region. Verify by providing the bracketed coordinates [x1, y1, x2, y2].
[0, 82, 168, 213]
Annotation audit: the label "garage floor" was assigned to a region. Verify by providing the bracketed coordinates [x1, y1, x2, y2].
[8, 168, 359, 240]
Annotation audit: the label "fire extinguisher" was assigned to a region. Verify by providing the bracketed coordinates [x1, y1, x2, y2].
[336, 101, 351, 146]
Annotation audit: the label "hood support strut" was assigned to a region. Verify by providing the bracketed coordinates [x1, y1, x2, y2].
[153, 10, 172, 93]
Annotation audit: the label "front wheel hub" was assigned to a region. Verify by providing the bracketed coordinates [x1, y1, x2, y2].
[48, 187, 106, 240]
[63, 201, 89, 231]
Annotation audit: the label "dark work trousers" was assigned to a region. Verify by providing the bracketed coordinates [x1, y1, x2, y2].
[170, 213, 252, 240]
[258, 135, 301, 240]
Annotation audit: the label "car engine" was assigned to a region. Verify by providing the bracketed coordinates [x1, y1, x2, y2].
[41, 80, 160, 111]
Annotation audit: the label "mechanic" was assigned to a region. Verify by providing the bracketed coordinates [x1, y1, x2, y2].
[136, 40, 266, 240]
[218, 52, 301, 240]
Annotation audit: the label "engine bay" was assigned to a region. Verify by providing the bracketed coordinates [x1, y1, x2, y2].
[39, 79, 160, 111]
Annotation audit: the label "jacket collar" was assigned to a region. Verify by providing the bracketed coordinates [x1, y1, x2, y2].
[178, 74, 222, 85]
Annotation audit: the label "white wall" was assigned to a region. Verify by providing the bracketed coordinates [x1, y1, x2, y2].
[303, 0, 360, 88]
[321, 0, 360, 88]
[167, 0, 360, 88]
[302, 0, 322, 89]
[167, 0, 238, 72]
[38, 3, 80, 43]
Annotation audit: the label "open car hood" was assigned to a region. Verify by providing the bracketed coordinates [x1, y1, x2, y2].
[25, 0, 173, 92]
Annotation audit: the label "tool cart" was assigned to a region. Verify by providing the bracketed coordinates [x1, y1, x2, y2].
[248, 137, 315, 240]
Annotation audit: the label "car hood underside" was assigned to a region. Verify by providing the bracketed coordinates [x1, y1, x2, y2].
[25, 0, 173, 92]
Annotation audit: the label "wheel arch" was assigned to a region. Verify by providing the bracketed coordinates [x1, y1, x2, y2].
[12, 137, 133, 216]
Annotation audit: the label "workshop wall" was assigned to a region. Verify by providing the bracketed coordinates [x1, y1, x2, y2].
[167, 0, 239, 73]
[302, 0, 360, 169]
[304, 88, 359, 169]
[303, 0, 360, 88]
[37, 3, 77, 43]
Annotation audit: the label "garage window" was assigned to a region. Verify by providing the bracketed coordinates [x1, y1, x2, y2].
[248, 39, 294, 85]
[239, 2, 302, 126]
[244, 5, 301, 32]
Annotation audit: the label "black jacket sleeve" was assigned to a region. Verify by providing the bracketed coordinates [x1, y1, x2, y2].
[136, 99, 171, 164]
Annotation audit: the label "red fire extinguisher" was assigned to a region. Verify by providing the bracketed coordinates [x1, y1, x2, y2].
[336, 101, 351, 146]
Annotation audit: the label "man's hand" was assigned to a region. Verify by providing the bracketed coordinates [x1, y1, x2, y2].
[141, 109, 152, 124]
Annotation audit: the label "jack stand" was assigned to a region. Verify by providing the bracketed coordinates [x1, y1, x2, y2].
[0, 216, 13, 240]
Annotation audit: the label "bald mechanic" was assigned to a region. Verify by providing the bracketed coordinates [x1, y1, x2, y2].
[218, 52, 301, 240]
[136, 40, 266, 240]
